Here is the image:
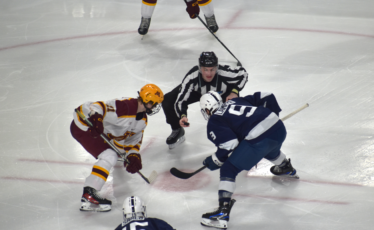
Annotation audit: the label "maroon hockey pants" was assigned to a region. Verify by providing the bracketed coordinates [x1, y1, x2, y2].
[70, 121, 110, 159]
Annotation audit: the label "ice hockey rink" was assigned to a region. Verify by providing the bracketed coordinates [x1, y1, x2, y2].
[1, 0, 374, 229]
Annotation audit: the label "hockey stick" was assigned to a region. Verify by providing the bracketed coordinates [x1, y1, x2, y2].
[170, 103, 309, 179]
[279, 103, 309, 121]
[74, 109, 157, 184]
[196, 15, 242, 67]
[170, 165, 207, 179]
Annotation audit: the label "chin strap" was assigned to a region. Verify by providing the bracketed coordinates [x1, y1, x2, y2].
[143, 102, 153, 115]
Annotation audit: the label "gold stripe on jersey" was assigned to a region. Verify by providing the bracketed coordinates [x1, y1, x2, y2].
[118, 115, 137, 119]
[124, 144, 141, 153]
[142, 0, 157, 6]
[113, 140, 141, 153]
[76, 105, 89, 127]
[198, 0, 212, 6]
[113, 141, 124, 150]
[93, 101, 107, 118]
[91, 165, 109, 181]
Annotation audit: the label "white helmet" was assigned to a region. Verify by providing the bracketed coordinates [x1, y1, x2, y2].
[200, 91, 222, 120]
[122, 196, 147, 224]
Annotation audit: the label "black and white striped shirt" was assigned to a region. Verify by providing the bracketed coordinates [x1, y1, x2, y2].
[175, 64, 248, 118]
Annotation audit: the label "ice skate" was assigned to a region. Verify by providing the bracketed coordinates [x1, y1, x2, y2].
[80, 186, 112, 212]
[138, 17, 151, 37]
[205, 14, 219, 33]
[201, 199, 236, 229]
[166, 127, 185, 149]
[270, 158, 299, 179]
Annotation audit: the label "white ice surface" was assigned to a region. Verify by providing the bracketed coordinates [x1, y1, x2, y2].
[1, 0, 374, 229]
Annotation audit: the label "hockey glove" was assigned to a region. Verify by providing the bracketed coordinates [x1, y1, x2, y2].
[203, 155, 222, 171]
[125, 153, 142, 174]
[88, 113, 104, 138]
[184, 0, 199, 19]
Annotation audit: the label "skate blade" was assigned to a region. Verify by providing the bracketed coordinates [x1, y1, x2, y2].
[80, 202, 111, 212]
[201, 218, 228, 229]
[289, 173, 299, 179]
[277, 171, 299, 179]
[168, 136, 186, 149]
[278, 174, 299, 179]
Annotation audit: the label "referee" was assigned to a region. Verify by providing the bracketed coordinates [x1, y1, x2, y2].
[162, 51, 248, 149]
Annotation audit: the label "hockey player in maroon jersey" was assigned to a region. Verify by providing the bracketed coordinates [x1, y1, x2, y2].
[70, 84, 164, 212]
[115, 196, 176, 230]
[138, 0, 219, 36]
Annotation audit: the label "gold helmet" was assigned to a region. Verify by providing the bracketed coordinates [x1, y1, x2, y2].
[139, 84, 164, 115]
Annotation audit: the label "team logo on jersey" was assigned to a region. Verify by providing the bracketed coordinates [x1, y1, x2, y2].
[107, 105, 115, 112]
[107, 131, 136, 141]
[215, 100, 235, 116]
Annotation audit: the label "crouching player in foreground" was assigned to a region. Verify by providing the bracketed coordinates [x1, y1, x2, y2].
[70, 84, 164, 212]
[115, 196, 176, 230]
[199, 91, 298, 229]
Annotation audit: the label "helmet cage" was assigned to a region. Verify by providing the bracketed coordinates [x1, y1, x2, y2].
[143, 101, 161, 116]
[201, 108, 214, 120]
[200, 91, 222, 120]
[138, 84, 164, 116]
[122, 196, 147, 225]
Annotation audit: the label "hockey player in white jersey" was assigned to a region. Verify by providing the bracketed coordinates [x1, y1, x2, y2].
[114, 196, 176, 230]
[70, 84, 164, 212]
[138, 0, 218, 36]
[162, 51, 248, 149]
[199, 91, 298, 229]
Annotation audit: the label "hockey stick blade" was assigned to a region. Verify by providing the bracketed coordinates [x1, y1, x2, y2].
[147, 170, 158, 184]
[170, 166, 207, 179]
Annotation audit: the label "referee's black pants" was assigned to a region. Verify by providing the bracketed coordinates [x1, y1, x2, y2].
[162, 84, 201, 130]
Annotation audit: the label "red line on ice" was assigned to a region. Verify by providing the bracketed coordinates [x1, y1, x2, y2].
[18, 158, 122, 168]
[223, 9, 243, 28]
[247, 175, 362, 187]
[233, 193, 348, 205]
[0, 27, 373, 52]
[1, 176, 83, 184]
